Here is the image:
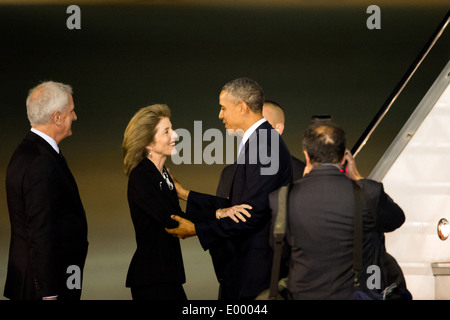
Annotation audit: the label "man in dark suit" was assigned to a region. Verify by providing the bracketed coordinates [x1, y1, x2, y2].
[213, 100, 304, 296]
[4, 81, 88, 300]
[166, 77, 292, 299]
[271, 121, 406, 299]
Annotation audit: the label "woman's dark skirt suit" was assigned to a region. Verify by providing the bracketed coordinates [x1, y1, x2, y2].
[126, 158, 187, 300]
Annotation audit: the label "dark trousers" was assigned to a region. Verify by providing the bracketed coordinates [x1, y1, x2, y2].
[130, 283, 187, 300]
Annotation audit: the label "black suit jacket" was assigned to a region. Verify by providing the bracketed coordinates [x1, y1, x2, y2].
[213, 154, 304, 286]
[126, 158, 186, 287]
[187, 120, 292, 299]
[270, 165, 405, 300]
[4, 131, 88, 300]
[217, 156, 304, 198]
[291, 155, 305, 182]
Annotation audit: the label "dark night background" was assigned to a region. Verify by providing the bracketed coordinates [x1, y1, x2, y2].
[0, 1, 448, 299]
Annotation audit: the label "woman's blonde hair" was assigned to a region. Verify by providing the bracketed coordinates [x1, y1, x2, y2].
[122, 104, 171, 176]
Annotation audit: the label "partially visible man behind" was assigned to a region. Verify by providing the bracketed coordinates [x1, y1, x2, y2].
[284, 121, 408, 299]
[261, 100, 305, 182]
[4, 81, 88, 300]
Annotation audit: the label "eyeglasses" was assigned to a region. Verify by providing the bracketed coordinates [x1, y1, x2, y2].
[162, 171, 174, 191]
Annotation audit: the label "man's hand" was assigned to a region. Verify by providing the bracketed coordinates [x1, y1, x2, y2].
[165, 215, 196, 239]
[343, 149, 363, 180]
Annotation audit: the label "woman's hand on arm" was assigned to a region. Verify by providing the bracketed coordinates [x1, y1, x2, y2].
[216, 204, 252, 223]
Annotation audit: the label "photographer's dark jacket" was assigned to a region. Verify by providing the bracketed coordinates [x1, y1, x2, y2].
[272, 165, 405, 300]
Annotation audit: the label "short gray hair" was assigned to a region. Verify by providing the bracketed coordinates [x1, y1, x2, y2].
[222, 77, 264, 113]
[26, 81, 73, 126]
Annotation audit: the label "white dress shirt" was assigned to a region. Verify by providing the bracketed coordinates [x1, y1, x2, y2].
[31, 128, 60, 154]
[237, 117, 267, 157]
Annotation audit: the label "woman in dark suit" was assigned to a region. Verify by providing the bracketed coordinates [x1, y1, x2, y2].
[122, 104, 187, 300]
